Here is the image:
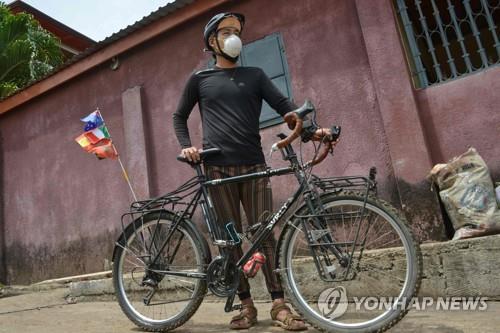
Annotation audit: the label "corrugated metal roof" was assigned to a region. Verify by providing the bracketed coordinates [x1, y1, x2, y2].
[0, 0, 196, 102]
[63, 0, 196, 63]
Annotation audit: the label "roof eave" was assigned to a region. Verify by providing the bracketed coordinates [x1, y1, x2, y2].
[0, 0, 230, 114]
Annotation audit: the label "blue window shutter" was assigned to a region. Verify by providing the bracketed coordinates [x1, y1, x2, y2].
[241, 33, 293, 128]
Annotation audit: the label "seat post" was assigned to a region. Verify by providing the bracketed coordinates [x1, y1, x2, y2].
[193, 163, 204, 177]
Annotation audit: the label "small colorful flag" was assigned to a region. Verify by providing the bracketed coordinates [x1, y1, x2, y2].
[75, 133, 94, 152]
[85, 125, 111, 144]
[75, 126, 110, 148]
[89, 139, 118, 160]
[81, 111, 104, 131]
[75, 110, 118, 160]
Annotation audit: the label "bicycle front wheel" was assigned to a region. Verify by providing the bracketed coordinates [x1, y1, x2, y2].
[279, 191, 421, 333]
[112, 211, 209, 332]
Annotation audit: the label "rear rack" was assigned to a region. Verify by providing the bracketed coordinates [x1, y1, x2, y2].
[310, 166, 377, 194]
[128, 175, 200, 214]
[130, 195, 186, 212]
[119, 176, 202, 237]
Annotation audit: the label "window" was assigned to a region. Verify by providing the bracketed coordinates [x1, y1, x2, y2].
[241, 33, 293, 128]
[209, 33, 293, 128]
[394, 0, 500, 88]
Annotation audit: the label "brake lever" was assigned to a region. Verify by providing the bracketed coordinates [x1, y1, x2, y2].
[269, 143, 278, 158]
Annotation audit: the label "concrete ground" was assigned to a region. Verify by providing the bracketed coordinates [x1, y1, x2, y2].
[1, 286, 499, 333]
[3, 234, 500, 332]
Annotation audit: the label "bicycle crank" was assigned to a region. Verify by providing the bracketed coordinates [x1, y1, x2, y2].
[206, 256, 240, 297]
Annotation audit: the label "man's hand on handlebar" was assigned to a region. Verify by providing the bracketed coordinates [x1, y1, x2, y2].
[181, 146, 200, 163]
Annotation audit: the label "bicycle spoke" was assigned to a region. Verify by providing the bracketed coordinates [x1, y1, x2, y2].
[363, 230, 395, 249]
[281, 193, 420, 332]
[114, 215, 206, 329]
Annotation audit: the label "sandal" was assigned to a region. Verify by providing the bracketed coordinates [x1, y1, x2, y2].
[230, 304, 258, 330]
[270, 303, 307, 331]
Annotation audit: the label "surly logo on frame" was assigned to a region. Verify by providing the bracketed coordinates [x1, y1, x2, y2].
[317, 286, 348, 319]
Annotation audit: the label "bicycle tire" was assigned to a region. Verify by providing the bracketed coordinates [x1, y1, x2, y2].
[112, 211, 209, 332]
[278, 191, 422, 333]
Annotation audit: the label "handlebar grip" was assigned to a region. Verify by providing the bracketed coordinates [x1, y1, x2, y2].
[271, 100, 317, 151]
[284, 100, 315, 130]
[273, 112, 303, 150]
[176, 148, 221, 164]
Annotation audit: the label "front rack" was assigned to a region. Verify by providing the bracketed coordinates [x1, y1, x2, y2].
[296, 167, 379, 282]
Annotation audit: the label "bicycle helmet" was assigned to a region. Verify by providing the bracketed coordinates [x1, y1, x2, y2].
[203, 12, 245, 59]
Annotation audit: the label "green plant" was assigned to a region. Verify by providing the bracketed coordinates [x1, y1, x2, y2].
[0, 2, 63, 99]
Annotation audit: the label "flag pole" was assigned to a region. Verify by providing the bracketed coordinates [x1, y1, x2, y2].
[95, 108, 139, 202]
[117, 156, 138, 202]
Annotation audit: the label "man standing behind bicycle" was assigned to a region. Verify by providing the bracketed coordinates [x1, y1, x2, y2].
[173, 12, 328, 331]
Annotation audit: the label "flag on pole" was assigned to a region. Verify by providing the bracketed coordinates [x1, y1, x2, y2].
[75, 110, 117, 160]
[74, 108, 136, 200]
[89, 139, 118, 160]
[86, 126, 110, 144]
[81, 111, 104, 131]
[75, 133, 94, 152]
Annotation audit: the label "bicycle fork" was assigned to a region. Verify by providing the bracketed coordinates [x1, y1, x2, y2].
[300, 193, 351, 282]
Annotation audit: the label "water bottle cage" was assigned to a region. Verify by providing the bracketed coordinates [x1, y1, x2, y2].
[225, 221, 241, 245]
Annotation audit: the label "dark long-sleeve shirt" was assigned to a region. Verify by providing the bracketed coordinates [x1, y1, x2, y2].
[172, 66, 297, 165]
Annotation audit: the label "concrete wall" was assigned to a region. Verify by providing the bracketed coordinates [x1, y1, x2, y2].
[68, 234, 500, 300]
[0, 0, 497, 284]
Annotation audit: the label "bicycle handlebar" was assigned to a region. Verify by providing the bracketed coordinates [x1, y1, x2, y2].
[270, 100, 316, 152]
[308, 137, 334, 166]
[270, 100, 341, 167]
[271, 112, 303, 151]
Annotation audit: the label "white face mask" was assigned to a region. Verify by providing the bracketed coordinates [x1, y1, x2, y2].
[222, 34, 242, 58]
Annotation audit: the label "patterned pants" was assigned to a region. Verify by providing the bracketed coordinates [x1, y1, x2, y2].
[204, 164, 284, 300]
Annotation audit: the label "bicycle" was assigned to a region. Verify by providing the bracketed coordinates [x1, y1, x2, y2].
[112, 100, 422, 332]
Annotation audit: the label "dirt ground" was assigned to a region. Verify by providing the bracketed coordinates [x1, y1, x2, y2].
[1, 287, 499, 333]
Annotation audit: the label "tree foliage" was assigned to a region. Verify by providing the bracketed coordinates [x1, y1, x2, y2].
[0, 2, 63, 99]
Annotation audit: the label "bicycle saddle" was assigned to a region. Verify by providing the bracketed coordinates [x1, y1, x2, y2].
[176, 147, 221, 164]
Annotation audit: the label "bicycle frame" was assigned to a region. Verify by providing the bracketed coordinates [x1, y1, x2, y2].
[115, 140, 378, 306]
[112, 101, 419, 332]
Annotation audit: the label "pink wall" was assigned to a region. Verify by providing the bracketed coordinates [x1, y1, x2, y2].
[416, 67, 500, 181]
[2, 0, 496, 284]
[0, 68, 131, 283]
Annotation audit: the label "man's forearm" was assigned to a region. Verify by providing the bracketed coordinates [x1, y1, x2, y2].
[172, 113, 192, 148]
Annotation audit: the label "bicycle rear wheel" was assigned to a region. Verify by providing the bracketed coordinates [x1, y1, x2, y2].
[112, 211, 209, 332]
[279, 191, 421, 333]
